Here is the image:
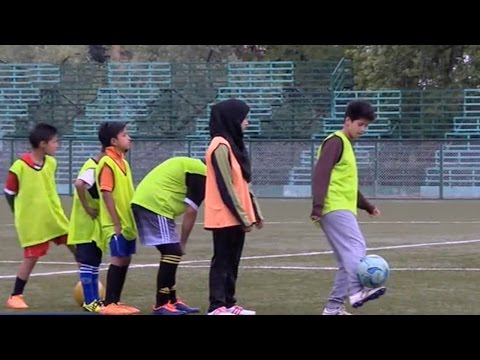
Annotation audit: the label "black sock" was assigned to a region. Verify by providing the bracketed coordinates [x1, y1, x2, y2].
[155, 255, 180, 307]
[12, 277, 27, 296]
[169, 285, 177, 304]
[104, 265, 128, 305]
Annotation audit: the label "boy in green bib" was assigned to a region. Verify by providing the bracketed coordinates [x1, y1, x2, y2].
[131, 156, 206, 315]
[68, 149, 104, 313]
[4, 123, 74, 310]
[310, 100, 386, 315]
[96, 122, 139, 315]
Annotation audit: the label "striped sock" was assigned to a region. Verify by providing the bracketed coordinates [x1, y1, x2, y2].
[79, 264, 96, 304]
[92, 266, 100, 300]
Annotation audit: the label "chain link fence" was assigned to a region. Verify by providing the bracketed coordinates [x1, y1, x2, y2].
[2, 138, 480, 199]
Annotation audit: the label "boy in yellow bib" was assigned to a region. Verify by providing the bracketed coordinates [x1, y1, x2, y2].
[310, 100, 386, 315]
[96, 122, 139, 315]
[4, 123, 74, 309]
[68, 150, 104, 313]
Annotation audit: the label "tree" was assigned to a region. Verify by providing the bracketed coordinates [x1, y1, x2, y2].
[346, 45, 480, 89]
[260, 45, 352, 61]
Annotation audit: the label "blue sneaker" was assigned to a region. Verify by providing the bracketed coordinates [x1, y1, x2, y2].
[152, 303, 186, 315]
[171, 299, 200, 314]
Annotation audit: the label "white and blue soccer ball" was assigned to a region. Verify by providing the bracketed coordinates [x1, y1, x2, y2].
[357, 254, 390, 288]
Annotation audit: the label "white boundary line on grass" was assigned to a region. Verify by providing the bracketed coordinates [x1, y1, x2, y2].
[2, 264, 480, 280]
[180, 265, 480, 272]
[2, 220, 480, 228]
[1, 238, 480, 279]
[1, 238, 480, 266]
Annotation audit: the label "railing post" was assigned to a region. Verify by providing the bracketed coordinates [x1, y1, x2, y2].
[374, 142, 379, 198]
[68, 138, 73, 196]
[439, 144, 444, 200]
[310, 140, 316, 198]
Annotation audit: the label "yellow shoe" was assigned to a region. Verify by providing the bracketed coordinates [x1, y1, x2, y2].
[82, 300, 103, 313]
[6, 295, 29, 309]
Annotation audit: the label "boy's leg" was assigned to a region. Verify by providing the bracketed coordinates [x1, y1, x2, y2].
[76, 242, 103, 309]
[132, 205, 189, 315]
[52, 235, 76, 256]
[100, 235, 139, 315]
[105, 252, 131, 305]
[321, 211, 366, 301]
[6, 242, 48, 309]
[155, 244, 181, 307]
[153, 243, 193, 315]
[52, 235, 78, 267]
[321, 225, 350, 311]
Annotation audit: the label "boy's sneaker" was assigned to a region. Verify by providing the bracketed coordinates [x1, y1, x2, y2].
[152, 303, 186, 315]
[171, 299, 200, 314]
[226, 305, 256, 315]
[99, 303, 135, 315]
[207, 306, 235, 315]
[82, 300, 103, 313]
[322, 305, 351, 315]
[350, 287, 386, 309]
[6, 295, 29, 309]
[116, 302, 141, 314]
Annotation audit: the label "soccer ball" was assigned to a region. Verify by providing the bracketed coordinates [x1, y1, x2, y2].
[357, 254, 390, 288]
[73, 280, 106, 306]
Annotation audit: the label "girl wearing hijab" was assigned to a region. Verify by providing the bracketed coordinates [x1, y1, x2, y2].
[204, 98, 264, 315]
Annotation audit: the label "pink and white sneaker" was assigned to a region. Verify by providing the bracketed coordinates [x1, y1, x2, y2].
[227, 305, 256, 315]
[207, 306, 235, 315]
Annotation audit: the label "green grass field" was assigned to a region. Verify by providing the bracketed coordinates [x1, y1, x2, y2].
[1, 198, 480, 315]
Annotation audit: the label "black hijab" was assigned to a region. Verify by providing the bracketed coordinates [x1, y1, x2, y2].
[209, 98, 251, 183]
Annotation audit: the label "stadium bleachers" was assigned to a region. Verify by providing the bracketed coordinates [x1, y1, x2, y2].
[74, 62, 173, 136]
[288, 143, 376, 185]
[0, 64, 60, 137]
[445, 89, 480, 139]
[7, 61, 480, 195]
[188, 62, 294, 139]
[425, 143, 480, 186]
[312, 90, 400, 139]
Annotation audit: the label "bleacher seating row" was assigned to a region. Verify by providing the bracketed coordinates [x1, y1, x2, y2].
[288, 143, 375, 185]
[425, 143, 480, 186]
[3, 61, 480, 191]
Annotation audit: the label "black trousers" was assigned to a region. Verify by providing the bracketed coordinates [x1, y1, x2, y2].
[208, 226, 245, 312]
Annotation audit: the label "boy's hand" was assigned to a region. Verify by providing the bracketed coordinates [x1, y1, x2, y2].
[310, 215, 322, 228]
[86, 207, 98, 219]
[114, 223, 122, 236]
[369, 207, 381, 218]
[180, 242, 186, 256]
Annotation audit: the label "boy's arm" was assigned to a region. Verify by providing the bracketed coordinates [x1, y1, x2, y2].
[180, 206, 197, 255]
[103, 192, 121, 235]
[75, 172, 98, 219]
[311, 137, 343, 220]
[357, 191, 375, 214]
[4, 171, 18, 213]
[99, 165, 121, 235]
[180, 173, 205, 254]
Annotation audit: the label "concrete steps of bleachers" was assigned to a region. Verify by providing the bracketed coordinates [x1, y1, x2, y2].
[288, 144, 375, 186]
[55, 141, 100, 193]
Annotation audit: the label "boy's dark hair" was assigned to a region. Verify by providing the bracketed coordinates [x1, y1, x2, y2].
[345, 100, 376, 122]
[29, 123, 58, 148]
[98, 122, 127, 149]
